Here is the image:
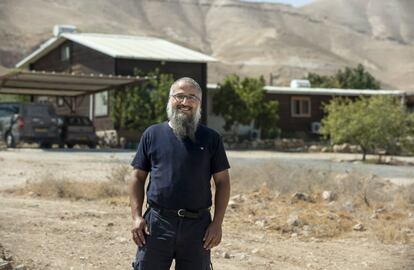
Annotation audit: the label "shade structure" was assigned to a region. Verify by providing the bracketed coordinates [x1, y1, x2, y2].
[0, 68, 146, 97]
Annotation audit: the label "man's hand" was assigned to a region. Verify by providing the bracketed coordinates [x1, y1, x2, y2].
[131, 216, 150, 247]
[203, 221, 222, 250]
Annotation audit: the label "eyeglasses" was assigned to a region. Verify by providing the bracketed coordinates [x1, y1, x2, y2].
[170, 94, 200, 103]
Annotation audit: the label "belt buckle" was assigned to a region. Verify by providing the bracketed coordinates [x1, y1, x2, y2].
[177, 209, 186, 217]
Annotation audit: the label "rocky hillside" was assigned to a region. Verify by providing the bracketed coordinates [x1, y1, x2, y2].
[0, 0, 413, 90]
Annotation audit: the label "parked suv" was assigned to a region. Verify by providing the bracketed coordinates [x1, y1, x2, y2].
[0, 102, 60, 148]
[59, 115, 97, 149]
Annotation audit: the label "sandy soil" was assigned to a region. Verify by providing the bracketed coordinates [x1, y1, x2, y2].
[0, 149, 413, 269]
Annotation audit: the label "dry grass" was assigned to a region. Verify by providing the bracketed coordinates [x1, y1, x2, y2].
[227, 161, 414, 243]
[10, 165, 131, 201]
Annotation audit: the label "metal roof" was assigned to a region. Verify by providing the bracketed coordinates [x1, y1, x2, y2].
[16, 33, 216, 68]
[207, 84, 411, 96]
[0, 68, 145, 97]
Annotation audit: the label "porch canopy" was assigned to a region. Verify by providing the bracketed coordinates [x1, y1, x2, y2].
[0, 66, 145, 97]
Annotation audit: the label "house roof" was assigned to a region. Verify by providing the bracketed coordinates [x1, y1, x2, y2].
[16, 33, 217, 68]
[0, 68, 145, 97]
[207, 84, 412, 97]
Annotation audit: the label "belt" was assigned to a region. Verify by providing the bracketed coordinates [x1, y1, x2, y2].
[149, 205, 210, 219]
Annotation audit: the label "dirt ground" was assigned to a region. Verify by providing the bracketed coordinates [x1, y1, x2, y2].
[0, 149, 413, 270]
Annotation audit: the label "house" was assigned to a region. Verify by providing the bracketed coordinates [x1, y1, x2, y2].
[15, 25, 216, 130]
[207, 84, 414, 138]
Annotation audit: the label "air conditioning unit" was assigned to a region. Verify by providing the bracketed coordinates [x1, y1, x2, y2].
[311, 122, 321, 134]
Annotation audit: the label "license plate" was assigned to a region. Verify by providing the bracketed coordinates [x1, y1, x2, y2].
[35, 128, 48, 133]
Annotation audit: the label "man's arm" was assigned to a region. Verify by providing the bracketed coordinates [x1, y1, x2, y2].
[129, 168, 149, 247]
[203, 169, 230, 250]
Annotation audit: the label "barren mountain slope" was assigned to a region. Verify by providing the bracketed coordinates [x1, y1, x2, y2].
[302, 0, 414, 44]
[0, 0, 413, 90]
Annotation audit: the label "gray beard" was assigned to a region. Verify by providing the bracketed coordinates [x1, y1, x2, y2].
[167, 102, 201, 141]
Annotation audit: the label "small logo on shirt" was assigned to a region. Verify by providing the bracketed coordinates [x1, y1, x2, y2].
[200, 147, 204, 150]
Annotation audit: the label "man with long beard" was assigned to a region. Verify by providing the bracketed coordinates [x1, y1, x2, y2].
[129, 77, 231, 270]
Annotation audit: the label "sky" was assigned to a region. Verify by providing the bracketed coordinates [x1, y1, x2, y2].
[242, 0, 315, 7]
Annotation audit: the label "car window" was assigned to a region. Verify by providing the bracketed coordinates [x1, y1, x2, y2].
[26, 105, 51, 117]
[0, 109, 14, 117]
[81, 117, 92, 125]
[67, 117, 92, 126]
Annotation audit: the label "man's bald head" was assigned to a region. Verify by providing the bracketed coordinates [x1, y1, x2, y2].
[169, 77, 202, 100]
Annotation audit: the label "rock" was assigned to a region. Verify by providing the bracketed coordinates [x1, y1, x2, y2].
[374, 208, 386, 214]
[343, 201, 354, 212]
[251, 248, 259, 254]
[321, 147, 330, 153]
[353, 223, 364, 231]
[291, 192, 314, 203]
[255, 219, 267, 228]
[107, 222, 114, 227]
[322, 191, 335, 202]
[13, 265, 26, 270]
[291, 233, 298, 238]
[0, 259, 12, 270]
[230, 194, 244, 203]
[228, 200, 239, 209]
[333, 143, 351, 153]
[308, 145, 322, 152]
[287, 214, 301, 227]
[222, 252, 231, 259]
[115, 236, 128, 243]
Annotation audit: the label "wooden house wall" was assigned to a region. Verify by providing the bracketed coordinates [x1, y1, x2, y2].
[265, 93, 332, 135]
[29, 41, 209, 131]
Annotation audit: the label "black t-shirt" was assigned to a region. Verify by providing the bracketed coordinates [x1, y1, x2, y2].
[131, 122, 230, 210]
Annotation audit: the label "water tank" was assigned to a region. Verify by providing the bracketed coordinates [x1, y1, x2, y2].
[290, 80, 311, 88]
[53, 25, 77, 37]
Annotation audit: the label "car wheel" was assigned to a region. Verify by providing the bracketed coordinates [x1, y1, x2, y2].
[67, 143, 74, 149]
[6, 132, 16, 148]
[40, 142, 52, 149]
[88, 142, 97, 149]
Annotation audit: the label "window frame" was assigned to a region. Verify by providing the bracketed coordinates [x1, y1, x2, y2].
[60, 45, 71, 61]
[291, 96, 311, 118]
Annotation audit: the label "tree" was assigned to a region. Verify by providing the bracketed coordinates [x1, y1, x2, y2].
[306, 64, 381, 89]
[213, 74, 279, 139]
[110, 69, 174, 137]
[321, 96, 411, 160]
[0, 94, 30, 102]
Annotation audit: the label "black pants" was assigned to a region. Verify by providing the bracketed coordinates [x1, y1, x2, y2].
[133, 207, 212, 270]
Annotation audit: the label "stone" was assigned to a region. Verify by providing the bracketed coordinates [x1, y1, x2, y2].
[115, 236, 128, 243]
[287, 214, 301, 227]
[255, 219, 267, 228]
[308, 145, 322, 152]
[291, 192, 314, 203]
[251, 248, 259, 254]
[222, 252, 231, 259]
[374, 208, 386, 214]
[321, 147, 330, 153]
[343, 201, 354, 212]
[0, 260, 12, 270]
[228, 200, 238, 209]
[353, 223, 364, 231]
[322, 191, 335, 202]
[13, 265, 26, 270]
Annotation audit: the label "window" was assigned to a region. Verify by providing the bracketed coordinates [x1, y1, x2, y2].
[57, 97, 64, 107]
[61, 45, 70, 61]
[291, 97, 311, 117]
[94, 91, 108, 117]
